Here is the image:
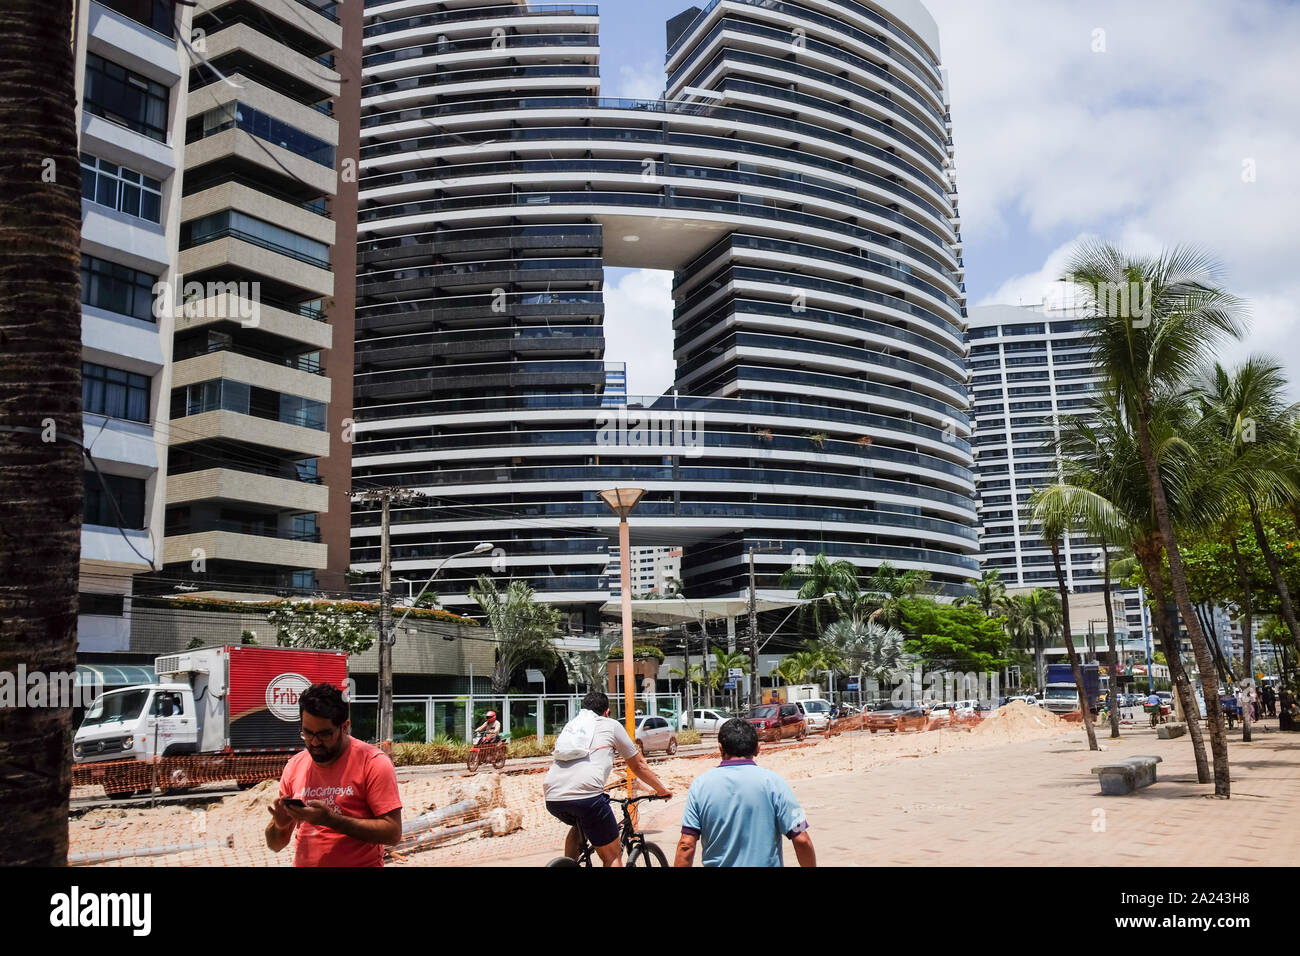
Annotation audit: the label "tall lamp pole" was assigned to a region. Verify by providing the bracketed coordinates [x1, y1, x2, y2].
[382, 541, 493, 748]
[599, 488, 645, 799]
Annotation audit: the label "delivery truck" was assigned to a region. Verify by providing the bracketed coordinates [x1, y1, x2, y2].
[74, 645, 347, 795]
[1042, 662, 1100, 715]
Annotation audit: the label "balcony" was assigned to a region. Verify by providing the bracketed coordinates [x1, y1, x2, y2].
[167, 467, 329, 513]
[164, 529, 327, 570]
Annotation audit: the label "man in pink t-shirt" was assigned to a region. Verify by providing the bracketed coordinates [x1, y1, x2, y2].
[265, 683, 402, 867]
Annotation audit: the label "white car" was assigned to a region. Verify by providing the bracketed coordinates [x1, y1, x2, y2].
[1007, 695, 1039, 707]
[634, 715, 678, 755]
[688, 708, 735, 734]
[794, 698, 834, 731]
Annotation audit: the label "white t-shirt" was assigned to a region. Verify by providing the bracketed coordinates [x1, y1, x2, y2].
[543, 715, 638, 802]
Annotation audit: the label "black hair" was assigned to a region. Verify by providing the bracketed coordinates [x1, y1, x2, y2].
[582, 690, 610, 715]
[718, 717, 758, 758]
[299, 683, 349, 727]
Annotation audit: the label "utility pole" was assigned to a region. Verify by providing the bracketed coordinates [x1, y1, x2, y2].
[353, 487, 428, 751]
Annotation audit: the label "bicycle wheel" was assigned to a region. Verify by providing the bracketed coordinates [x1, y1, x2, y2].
[626, 842, 669, 867]
[546, 856, 582, 867]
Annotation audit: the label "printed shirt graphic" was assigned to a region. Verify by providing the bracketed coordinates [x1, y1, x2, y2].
[681, 760, 808, 867]
[279, 738, 402, 867]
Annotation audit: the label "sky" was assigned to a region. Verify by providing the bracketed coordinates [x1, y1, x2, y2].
[592, 0, 1300, 399]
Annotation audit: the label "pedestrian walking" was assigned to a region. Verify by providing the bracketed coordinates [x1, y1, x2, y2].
[674, 718, 815, 867]
[266, 683, 403, 867]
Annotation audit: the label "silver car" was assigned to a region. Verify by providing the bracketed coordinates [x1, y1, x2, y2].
[634, 714, 678, 755]
[689, 708, 734, 734]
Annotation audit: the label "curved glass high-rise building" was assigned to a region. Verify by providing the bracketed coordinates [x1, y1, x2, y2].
[353, 0, 975, 621]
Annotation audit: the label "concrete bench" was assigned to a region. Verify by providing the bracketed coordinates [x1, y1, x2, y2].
[1091, 755, 1162, 795]
[1156, 722, 1187, 739]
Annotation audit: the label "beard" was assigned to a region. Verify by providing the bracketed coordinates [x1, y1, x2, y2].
[307, 739, 344, 763]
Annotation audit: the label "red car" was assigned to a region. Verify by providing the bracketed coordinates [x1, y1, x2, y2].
[864, 705, 931, 733]
[746, 703, 808, 742]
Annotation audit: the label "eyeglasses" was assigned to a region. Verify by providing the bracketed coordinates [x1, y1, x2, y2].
[300, 727, 338, 744]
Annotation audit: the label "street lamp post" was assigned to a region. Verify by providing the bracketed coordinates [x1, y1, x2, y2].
[598, 488, 645, 799]
[378, 542, 493, 748]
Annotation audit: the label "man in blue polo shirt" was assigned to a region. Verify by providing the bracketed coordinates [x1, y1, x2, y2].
[674, 718, 816, 867]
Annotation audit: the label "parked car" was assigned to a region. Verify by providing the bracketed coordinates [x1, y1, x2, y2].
[634, 715, 678, 755]
[796, 698, 835, 731]
[688, 708, 735, 734]
[1007, 695, 1039, 707]
[746, 702, 807, 742]
[864, 705, 930, 733]
[929, 702, 953, 721]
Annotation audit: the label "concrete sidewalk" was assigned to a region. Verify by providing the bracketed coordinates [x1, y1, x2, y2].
[496, 723, 1300, 867]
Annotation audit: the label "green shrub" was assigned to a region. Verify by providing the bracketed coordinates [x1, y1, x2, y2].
[608, 645, 665, 662]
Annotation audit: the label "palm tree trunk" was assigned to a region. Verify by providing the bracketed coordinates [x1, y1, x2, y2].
[1247, 492, 1300, 646]
[1050, 541, 1098, 750]
[1136, 542, 1211, 783]
[1101, 544, 1121, 739]
[0, 0, 84, 866]
[1134, 404, 1229, 796]
[1230, 536, 1253, 742]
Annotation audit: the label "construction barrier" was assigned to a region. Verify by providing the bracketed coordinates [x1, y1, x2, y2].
[69, 836, 235, 866]
[73, 754, 291, 796]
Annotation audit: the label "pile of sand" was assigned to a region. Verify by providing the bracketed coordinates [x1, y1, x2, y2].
[970, 701, 1068, 739]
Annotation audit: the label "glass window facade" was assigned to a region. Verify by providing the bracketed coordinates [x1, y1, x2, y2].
[182, 210, 329, 268]
[84, 54, 169, 142]
[84, 471, 147, 529]
[81, 254, 158, 322]
[192, 102, 335, 167]
[81, 153, 163, 222]
[83, 362, 151, 423]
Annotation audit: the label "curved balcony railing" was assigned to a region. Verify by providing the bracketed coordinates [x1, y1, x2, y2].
[359, 156, 950, 246]
[361, 115, 949, 206]
[351, 498, 977, 542]
[360, 190, 956, 285]
[666, 0, 943, 82]
[365, 4, 597, 38]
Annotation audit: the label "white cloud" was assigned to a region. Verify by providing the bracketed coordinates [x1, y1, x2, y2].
[928, 0, 1300, 389]
[602, 269, 676, 399]
[609, 61, 666, 101]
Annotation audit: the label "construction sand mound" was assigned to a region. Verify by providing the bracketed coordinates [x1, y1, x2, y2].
[971, 701, 1068, 740]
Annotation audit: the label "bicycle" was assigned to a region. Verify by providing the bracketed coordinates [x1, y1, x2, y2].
[546, 793, 670, 867]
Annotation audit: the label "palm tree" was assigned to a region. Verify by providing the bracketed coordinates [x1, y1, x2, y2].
[470, 576, 560, 694]
[1046, 384, 1243, 781]
[780, 552, 860, 634]
[862, 562, 932, 629]
[1064, 241, 1246, 795]
[1006, 589, 1061, 693]
[0, 0, 84, 866]
[822, 618, 905, 697]
[708, 649, 749, 712]
[955, 569, 1009, 617]
[562, 631, 619, 693]
[1026, 489, 1100, 751]
[1195, 358, 1300, 734]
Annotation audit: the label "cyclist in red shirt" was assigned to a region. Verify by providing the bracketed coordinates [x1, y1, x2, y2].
[266, 683, 403, 866]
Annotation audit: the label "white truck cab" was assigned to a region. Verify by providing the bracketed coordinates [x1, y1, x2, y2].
[74, 682, 199, 763]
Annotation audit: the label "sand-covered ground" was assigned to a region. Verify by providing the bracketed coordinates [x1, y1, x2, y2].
[69, 703, 1074, 866]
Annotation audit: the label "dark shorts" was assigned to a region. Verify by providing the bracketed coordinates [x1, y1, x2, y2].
[546, 794, 620, 848]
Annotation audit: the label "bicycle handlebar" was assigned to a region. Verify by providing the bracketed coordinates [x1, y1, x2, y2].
[608, 793, 669, 806]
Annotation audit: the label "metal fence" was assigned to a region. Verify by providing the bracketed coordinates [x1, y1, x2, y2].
[348, 692, 683, 744]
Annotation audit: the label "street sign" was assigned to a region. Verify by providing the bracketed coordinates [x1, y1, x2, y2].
[847, 682, 860, 690]
[525, 669, 545, 683]
[724, 681, 736, 690]
[728, 668, 744, 678]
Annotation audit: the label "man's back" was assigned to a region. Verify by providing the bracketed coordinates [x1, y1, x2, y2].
[681, 759, 806, 867]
